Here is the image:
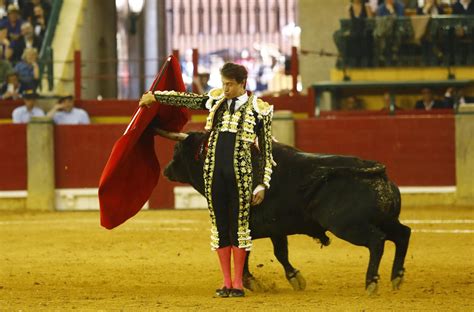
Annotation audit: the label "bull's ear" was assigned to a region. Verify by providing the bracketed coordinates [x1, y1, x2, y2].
[153, 127, 188, 141]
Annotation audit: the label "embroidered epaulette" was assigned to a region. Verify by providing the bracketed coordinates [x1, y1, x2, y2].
[208, 88, 224, 100]
[252, 98, 273, 116]
[153, 90, 207, 109]
[205, 88, 225, 110]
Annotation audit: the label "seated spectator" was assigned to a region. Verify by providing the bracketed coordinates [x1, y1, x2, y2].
[374, 0, 405, 65]
[444, 87, 474, 108]
[380, 91, 402, 111]
[344, 95, 364, 110]
[376, 0, 405, 16]
[3, 4, 23, 46]
[452, 0, 474, 14]
[0, 22, 12, 61]
[0, 0, 7, 20]
[22, 0, 51, 25]
[47, 95, 90, 125]
[13, 47, 39, 89]
[415, 88, 446, 110]
[12, 22, 41, 63]
[417, 0, 444, 15]
[0, 57, 12, 83]
[11, 89, 44, 123]
[1, 71, 25, 99]
[31, 4, 47, 40]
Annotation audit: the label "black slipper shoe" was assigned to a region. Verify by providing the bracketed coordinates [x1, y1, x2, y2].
[229, 288, 245, 297]
[215, 287, 230, 298]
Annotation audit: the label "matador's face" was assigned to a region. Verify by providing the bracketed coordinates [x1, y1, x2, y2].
[221, 76, 246, 99]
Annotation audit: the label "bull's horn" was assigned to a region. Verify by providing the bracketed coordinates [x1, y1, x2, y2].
[152, 127, 188, 141]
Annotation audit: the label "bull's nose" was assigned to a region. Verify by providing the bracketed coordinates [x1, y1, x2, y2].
[163, 164, 175, 181]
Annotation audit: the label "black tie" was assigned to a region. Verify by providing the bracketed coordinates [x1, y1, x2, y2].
[229, 98, 237, 114]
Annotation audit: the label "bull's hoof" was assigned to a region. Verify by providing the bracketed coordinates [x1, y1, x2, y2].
[391, 269, 405, 290]
[366, 275, 379, 296]
[243, 275, 264, 292]
[287, 270, 306, 291]
[366, 281, 378, 296]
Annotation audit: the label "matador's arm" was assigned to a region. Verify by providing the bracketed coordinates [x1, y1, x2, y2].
[255, 98, 275, 189]
[139, 88, 226, 111]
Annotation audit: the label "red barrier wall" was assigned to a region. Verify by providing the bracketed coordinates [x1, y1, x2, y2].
[295, 114, 455, 186]
[0, 124, 26, 190]
[1, 112, 455, 207]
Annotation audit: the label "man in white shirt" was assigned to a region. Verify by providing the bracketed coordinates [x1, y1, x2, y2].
[11, 90, 44, 123]
[47, 95, 90, 124]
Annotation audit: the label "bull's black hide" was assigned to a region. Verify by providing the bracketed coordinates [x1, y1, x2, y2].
[163, 132, 411, 294]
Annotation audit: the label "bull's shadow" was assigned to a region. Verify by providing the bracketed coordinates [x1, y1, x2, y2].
[162, 131, 411, 295]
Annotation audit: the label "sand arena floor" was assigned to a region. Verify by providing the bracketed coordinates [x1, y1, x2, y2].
[0, 206, 473, 311]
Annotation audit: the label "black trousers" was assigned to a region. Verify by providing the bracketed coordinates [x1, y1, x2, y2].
[212, 132, 240, 247]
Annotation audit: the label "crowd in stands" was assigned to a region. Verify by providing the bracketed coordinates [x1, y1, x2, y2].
[335, 0, 474, 67]
[0, 0, 51, 98]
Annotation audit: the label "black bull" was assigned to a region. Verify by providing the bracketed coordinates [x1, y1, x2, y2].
[162, 131, 411, 294]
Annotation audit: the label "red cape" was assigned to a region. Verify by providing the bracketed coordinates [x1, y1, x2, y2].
[99, 56, 188, 229]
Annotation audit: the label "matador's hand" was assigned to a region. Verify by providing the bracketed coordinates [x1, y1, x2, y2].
[251, 189, 265, 206]
[139, 91, 156, 107]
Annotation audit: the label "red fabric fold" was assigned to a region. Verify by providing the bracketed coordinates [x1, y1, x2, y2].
[98, 56, 188, 229]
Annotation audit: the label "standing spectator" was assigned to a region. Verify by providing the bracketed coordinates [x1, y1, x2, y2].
[47, 95, 91, 124]
[11, 89, 44, 123]
[12, 22, 41, 63]
[452, 0, 474, 14]
[0, 23, 12, 60]
[13, 47, 38, 89]
[415, 88, 446, 110]
[374, 0, 405, 65]
[347, 0, 373, 66]
[31, 3, 46, 41]
[0, 71, 24, 99]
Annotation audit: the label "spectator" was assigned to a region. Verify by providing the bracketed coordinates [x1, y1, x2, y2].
[13, 47, 38, 89]
[415, 88, 445, 110]
[3, 4, 23, 46]
[0, 0, 7, 20]
[374, 0, 405, 65]
[12, 22, 41, 63]
[0, 22, 12, 61]
[47, 95, 91, 124]
[193, 72, 212, 94]
[380, 91, 402, 111]
[347, 0, 373, 67]
[444, 87, 474, 108]
[417, 0, 445, 65]
[376, 0, 405, 16]
[23, 0, 51, 24]
[0, 57, 12, 82]
[31, 4, 46, 40]
[417, 0, 444, 15]
[344, 95, 365, 110]
[452, 0, 474, 14]
[11, 89, 44, 123]
[1, 71, 25, 99]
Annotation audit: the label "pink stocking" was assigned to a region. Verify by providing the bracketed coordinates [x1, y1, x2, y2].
[231, 246, 247, 290]
[216, 246, 232, 288]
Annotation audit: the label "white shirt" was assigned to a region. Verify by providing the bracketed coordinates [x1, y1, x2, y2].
[12, 105, 45, 123]
[53, 108, 90, 125]
[226, 92, 249, 112]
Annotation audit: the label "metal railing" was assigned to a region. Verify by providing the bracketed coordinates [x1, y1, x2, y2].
[38, 0, 63, 91]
